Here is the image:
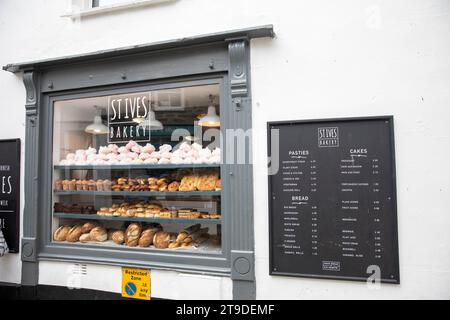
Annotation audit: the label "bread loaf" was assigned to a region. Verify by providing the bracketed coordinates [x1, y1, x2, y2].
[79, 233, 91, 243]
[81, 221, 101, 234]
[89, 227, 107, 242]
[54, 225, 71, 241]
[112, 230, 125, 245]
[66, 224, 83, 242]
[138, 227, 160, 247]
[176, 224, 201, 243]
[153, 231, 176, 249]
[125, 223, 142, 247]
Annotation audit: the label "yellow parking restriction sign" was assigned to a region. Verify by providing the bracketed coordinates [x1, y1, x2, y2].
[121, 267, 151, 300]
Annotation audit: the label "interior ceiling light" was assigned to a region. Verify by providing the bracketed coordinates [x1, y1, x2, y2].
[85, 106, 109, 135]
[138, 108, 163, 131]
[198, 95, 220, 127]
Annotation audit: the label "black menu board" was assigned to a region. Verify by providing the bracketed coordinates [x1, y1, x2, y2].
[268, 117, 399, 283]
[0, 139, 21, 253]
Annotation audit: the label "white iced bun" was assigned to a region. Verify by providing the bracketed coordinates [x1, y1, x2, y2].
[138, 153, 151, 160]
[131, 145, 142, 154]
[118, 146, 128, 154]
[66, 153, 75, 161]
[144, 158, 158, 164]
[159, 144, 172, 153]
[126, 140, 137, 150]
[142, 144, 155, 154]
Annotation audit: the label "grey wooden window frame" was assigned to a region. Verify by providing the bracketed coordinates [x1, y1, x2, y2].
[3, 25, 274, 299]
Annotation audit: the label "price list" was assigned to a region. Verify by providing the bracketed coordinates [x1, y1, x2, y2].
[268, 117, 399, 283]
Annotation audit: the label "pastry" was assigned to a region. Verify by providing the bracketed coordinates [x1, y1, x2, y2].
[54, 180, 63, 190]
[125, 223, 142, 247]
[197, 173, 218, 191]
[79, 233, 91, 243]
[96, 180, 104, 191]
[82, 180, 89, 191]
[112, 230, 125, 245]
[167, 181, 180, 192]
[87, 180, 96, 191]
[66, 224, 83, 242]
[117, 177, 127, 185]
[89, 227, 108, 242]
[53, 225, 71, 241]
[81, 221, 101, 233]
[75, 180, 83, 191]
[210, 214, 221, 219]
[148, 177, 158, 186]
[158, 209, 177, 218]
[179, 175, 198, 191]
[215, 179, 221, 191]
[153, 231, 175, 249]
[149, 185, 159, 191]
[68, 179, 76, 191]
[62, 180, 70, 191]
[103, 179, 112, 191]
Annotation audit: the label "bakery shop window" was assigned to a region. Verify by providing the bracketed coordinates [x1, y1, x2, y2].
[52, 83, 223, 253]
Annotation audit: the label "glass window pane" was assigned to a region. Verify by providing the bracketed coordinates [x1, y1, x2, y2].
[52, 84, 222, 254]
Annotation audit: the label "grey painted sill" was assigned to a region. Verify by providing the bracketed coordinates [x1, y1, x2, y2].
[62, 0, 177, 19]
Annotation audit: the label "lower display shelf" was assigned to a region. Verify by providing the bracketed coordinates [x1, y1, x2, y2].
[53, 212, 222, 225]
[53, 239, 222, 254]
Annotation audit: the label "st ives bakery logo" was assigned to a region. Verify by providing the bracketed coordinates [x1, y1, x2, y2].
[108, 93, 151, 143]
[318, 127, 339, 147]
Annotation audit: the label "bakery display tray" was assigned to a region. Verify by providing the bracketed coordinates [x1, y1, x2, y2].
[53, 212, 222, 225]
[54, 164, 220, 170]
[54, 190, 221, 197]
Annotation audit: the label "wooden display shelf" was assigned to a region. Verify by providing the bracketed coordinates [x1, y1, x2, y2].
[54, 190, 221, 197]
[53, 212, 222, 225]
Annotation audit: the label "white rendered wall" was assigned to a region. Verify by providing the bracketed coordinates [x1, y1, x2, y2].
[0, 0, 449, 299]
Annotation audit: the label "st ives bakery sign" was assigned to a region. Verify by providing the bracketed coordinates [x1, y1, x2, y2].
[108, 93, 151, 143]
[0, 139, 20, 253]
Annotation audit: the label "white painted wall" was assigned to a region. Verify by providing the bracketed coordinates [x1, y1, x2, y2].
[1, 0, 449, 299]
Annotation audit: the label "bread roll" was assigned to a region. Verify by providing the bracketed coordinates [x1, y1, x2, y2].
[54, 225, 71, 241]
[81, 221, 101, 234]
[125, 223, 142, 247]
[66, 224, 83, 242]
[183, 227, 209, 244]
[89, 226, 107, 242]
[176, 224, 201, 243]
[168, 242, 180, 249]
[112, 230, 125, 245]
[79, 233, 91, 243]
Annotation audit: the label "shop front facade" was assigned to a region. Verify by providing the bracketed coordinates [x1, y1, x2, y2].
[0, 0, 449, 300]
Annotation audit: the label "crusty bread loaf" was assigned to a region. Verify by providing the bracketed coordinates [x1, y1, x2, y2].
[54, 225, 71, 241]
[79, 233, 91, 243]
[89, 227, 107, 242]
[138, 227, 160, 247]
[153, 231, 176, 249]
[66, 224, 83, 242]
[125, 223, 142, 247]
[81, 221, 101, 234]
[111, 230, 125, 245]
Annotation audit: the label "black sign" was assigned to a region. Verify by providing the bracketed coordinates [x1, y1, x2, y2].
[268, 117, 399, 283]
[0, 139, 20, 253]
[108, 93, 151, 143]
